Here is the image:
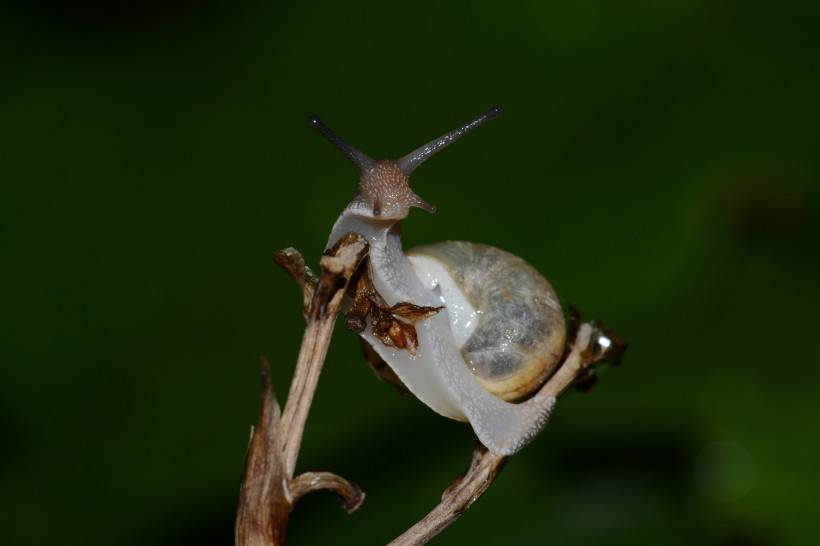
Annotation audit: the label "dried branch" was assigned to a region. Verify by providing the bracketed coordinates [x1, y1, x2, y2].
[235, 357, 290, 546]
[234, 234, 369, 546]
[280, 234, 369, 475]
[389, 318, 626, 546]
[290, 472, 365, 514]
[273, 247, 318, 319]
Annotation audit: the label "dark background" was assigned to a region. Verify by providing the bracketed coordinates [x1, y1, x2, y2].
[3, 1, 819, 545]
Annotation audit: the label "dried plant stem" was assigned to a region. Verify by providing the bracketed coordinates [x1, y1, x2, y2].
[290, 472, 365, 513]
[280, 314, 337, 476]
[234, 234, 368, 546]
[388, 443, 506, 546]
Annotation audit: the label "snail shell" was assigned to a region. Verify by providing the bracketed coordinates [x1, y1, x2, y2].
[407, 242, 565, 401]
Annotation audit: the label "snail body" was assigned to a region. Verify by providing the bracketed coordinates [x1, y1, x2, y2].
[314, 108, 566, 455]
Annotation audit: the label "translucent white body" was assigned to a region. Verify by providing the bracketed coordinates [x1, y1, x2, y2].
[328, 211, 566, 456]
[407, 253, 480, 348]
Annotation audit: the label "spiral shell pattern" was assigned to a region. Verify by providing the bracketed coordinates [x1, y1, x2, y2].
[408, 242, 566, 401]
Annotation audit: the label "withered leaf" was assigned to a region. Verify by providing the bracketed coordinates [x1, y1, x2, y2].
[343, 263, 444, 355]
[370, 306, 420, 353]
[389, 302, 444, 323]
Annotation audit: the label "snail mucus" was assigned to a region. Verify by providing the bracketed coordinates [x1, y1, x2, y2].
[312, 107, 622, 455]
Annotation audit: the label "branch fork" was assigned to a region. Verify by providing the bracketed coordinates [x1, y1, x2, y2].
[235, 233, 368, 546]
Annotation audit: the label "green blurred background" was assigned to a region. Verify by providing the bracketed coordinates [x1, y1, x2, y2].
[3, 1, 819, 544]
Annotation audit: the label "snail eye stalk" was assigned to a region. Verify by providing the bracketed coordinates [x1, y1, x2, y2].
[397, 106, 503, 176]
[309, 116, 375, 174]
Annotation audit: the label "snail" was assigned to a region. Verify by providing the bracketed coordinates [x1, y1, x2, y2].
[311, 108, 588, 455]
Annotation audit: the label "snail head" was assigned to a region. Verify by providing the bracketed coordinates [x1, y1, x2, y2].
[309, 106, 502, 220]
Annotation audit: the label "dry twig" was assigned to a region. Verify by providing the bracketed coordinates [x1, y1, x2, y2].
[234, 233, 368, 546]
